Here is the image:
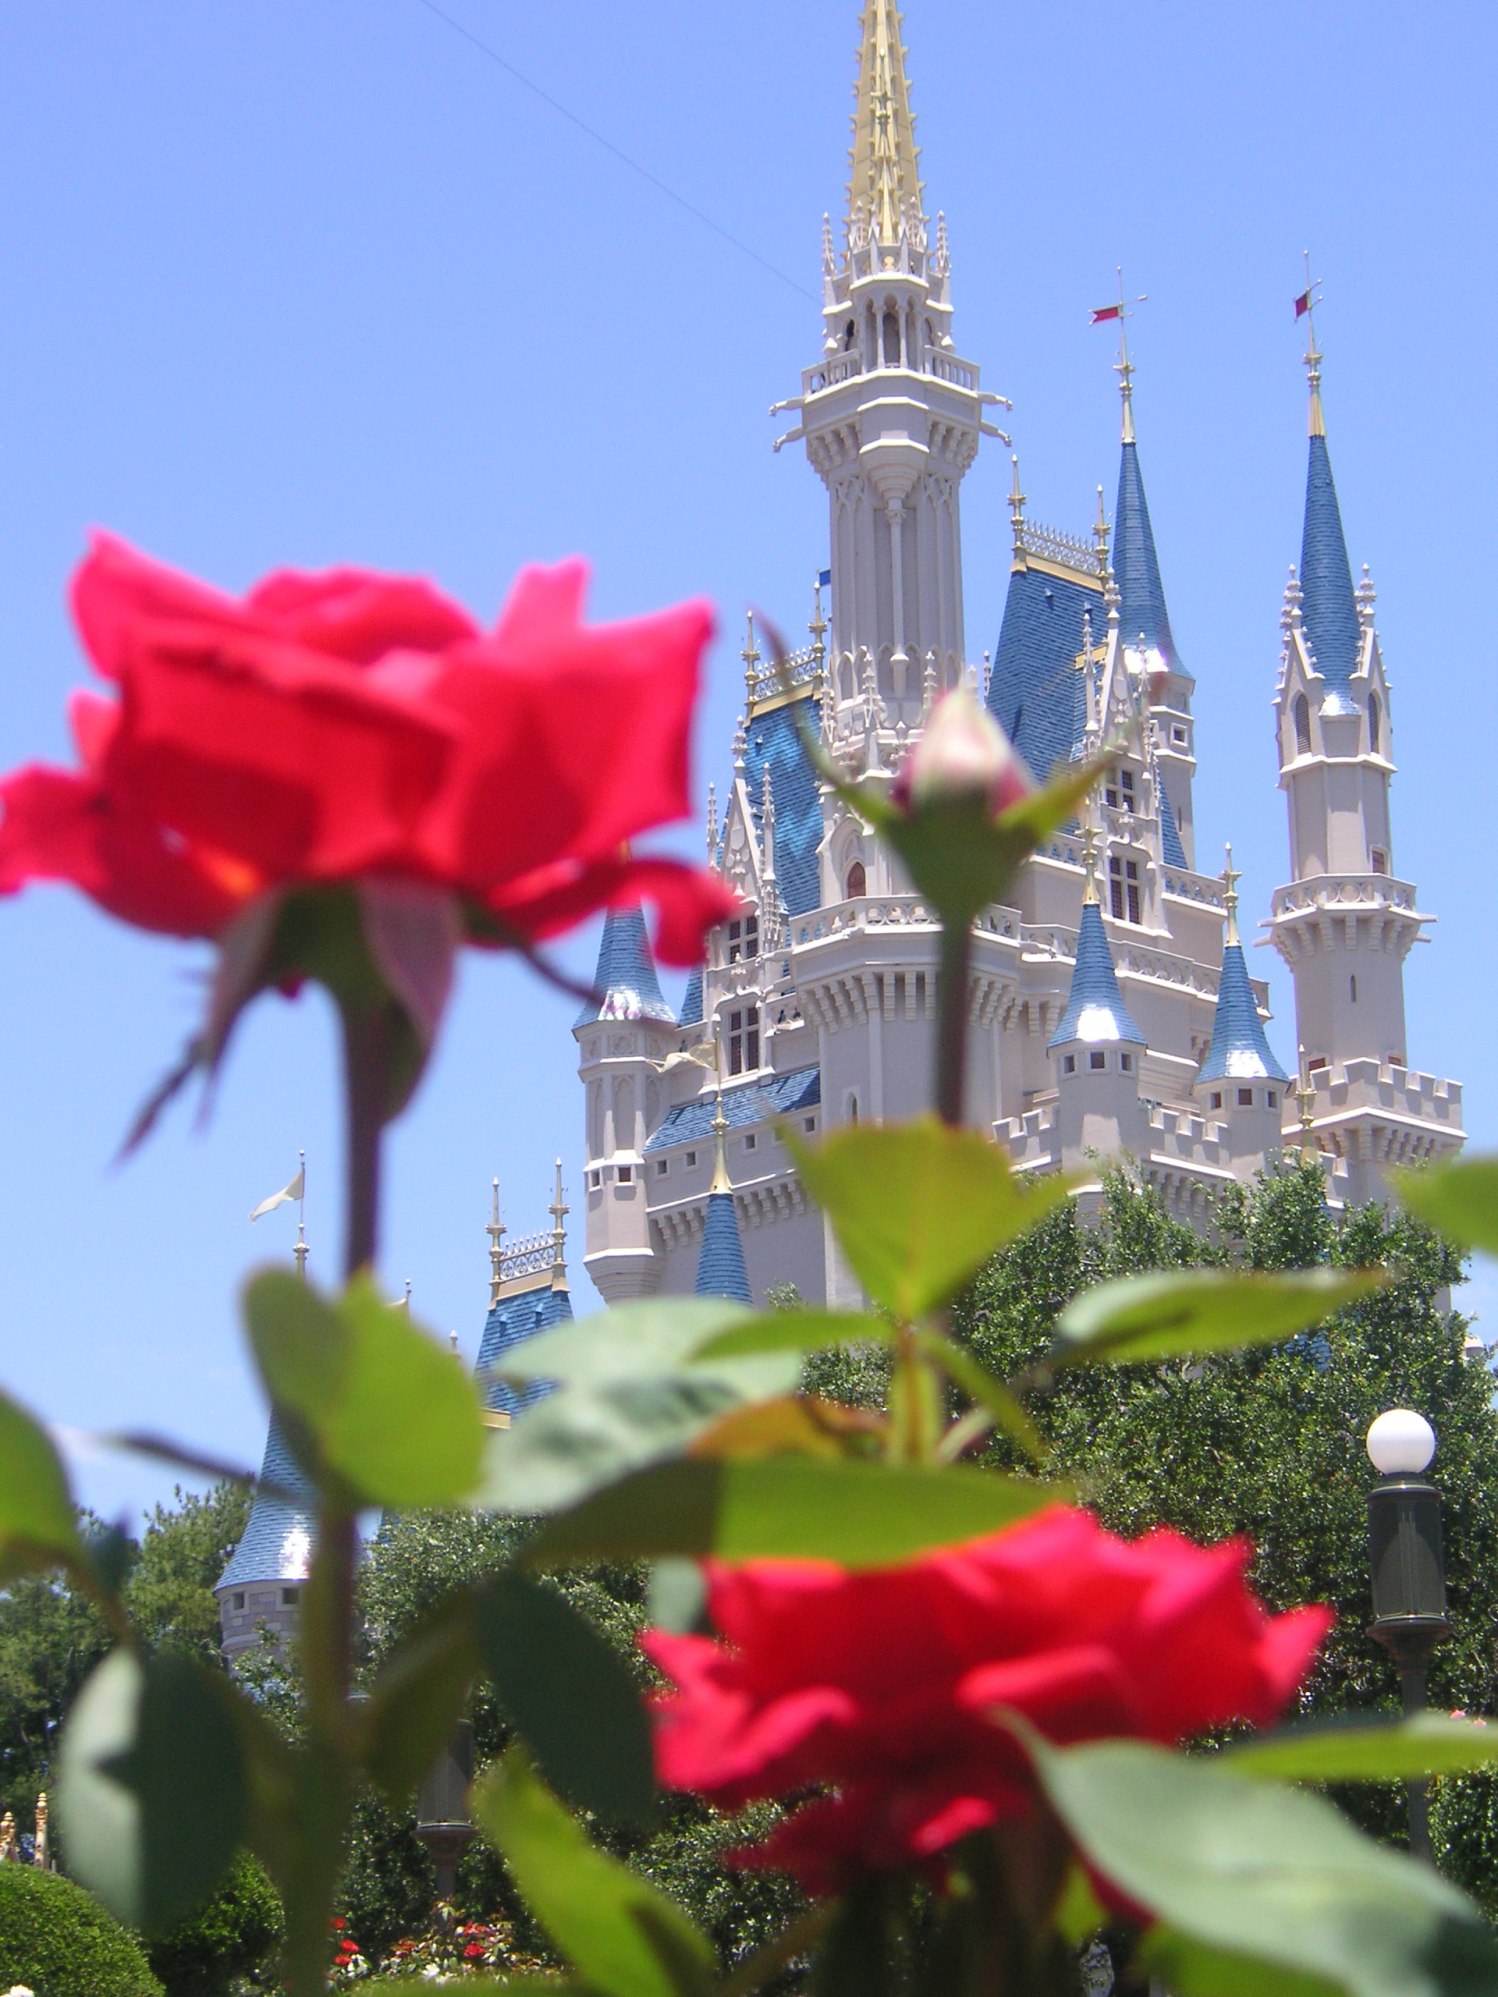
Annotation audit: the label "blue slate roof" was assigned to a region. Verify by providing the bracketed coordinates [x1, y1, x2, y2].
[989, 565, 1098, 781]
[1049, 902, 1146, 1048]
[476, 1280, 573, 1419]
[678, 969, 704, 1028]
[695, 1190, 752, 1304]
[1158, 780, 1187, 870]
[1197, 941, 1288, 1085]
[217, 1409, 317, 1590]
[645, 1065, 820, 1151]
[1114, 440, 1185, 679]
[1299, 435, 1361, 700]
[575, 907, 675, 1027]
[743, 697, 822, 916]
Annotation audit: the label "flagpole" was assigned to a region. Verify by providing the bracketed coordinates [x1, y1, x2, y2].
[295, 1149, 308, 1279]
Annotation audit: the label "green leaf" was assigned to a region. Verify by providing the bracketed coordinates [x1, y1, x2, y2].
[1015, 1726, 1498, 1997]
[363, 1593, 481, 1809]
[692, 1309, 892, 1362]
[787, 1118, 1073, 1321]
[0, 1387, 82, 1581]
[1395, 1157, 1498, 1259]
[244, 1268, 485, 1507]
[1140, 1928, 1343, 1997]
[476, 1573, 655, 1828]
[473, 1746, 712, 1997]
[918, 1332, 1047, 1464]
[1223, 1714, 1498, 1784]
[527, 1457, 1059, 1567]
[478, 1358, 801, 1515]
[57, 1649, 246, 1934]
[1051, 1267, 1383, 1368]
[493, 1298, 754, 1386]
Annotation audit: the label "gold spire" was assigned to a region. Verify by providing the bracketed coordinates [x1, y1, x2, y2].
[1301, 250, 1326, 439]
[549, 1158, 569, 1289]
[1295, 1044, 1319, 1149]
[847, 0, 923, 251]
[1093, 485, 1110, 572]
[1110, 268, 1146, 446]
[1221, 842, 1241, 947]
[487, 1177, 505, 1308]
[710, 1085, 731, 1195]
[1008, 453, 1026, 549]
[1081, 821, 1101, 907]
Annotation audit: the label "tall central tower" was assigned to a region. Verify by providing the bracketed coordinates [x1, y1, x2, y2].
[779, 0, 995, 737]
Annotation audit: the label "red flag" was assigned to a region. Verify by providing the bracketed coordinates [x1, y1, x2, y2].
[1294, 289, 1312, 319]
[1091, 303, 1123, 324]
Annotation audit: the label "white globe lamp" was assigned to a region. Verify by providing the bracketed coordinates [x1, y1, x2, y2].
[1365, 1408, 1437, 1477]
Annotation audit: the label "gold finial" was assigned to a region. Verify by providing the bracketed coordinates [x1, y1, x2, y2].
[549, 1157, 569, 1287]
[1081, 820, 1101, 906]
[487, 1177, 505, 1308]
[1008, 453, 1026, 548]
[293, 1150, 308, 1279]
[1221, 842, 1241, 947]
[1093, 485, 1110, 571]
[809, 573, 828, 674]
[1300, 250, 1326, 440]
[1100, 268, 1147, 445]
[848, 0, 923, 252]
[1295, 1043, 1319, 1147]
[741, 612, 761, 704]
[449, 1329, 459, 1356]
[710, 1086, 731, 1196]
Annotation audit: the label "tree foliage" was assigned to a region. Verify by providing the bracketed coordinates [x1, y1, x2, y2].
[0, 1860, 164, 1997]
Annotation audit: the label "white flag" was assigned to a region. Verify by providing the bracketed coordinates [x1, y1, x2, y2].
[250, 1166, 304, 1223]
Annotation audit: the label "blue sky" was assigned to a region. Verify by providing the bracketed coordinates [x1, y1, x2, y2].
[1, 2, 1493, 1524]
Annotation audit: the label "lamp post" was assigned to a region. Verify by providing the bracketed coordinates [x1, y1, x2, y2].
[414, 1716, 475, 1909]
[1366, 1408, 1449, 1862]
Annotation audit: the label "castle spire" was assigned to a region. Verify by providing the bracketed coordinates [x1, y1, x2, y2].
[575, 905, 674, 1027]
[487, 1176, 505, 1308]
[1297, 293, 1362, 697]
[1048, 899, 1145, 1050]
[847, 0, 923, 251]
[1221, 841, 1242, 947]
[1300, 252, 1326, 440]
[1112, 331, 1182, 679]
[549, 1158, 568, 1289]
[696, 1084, 751, 1304]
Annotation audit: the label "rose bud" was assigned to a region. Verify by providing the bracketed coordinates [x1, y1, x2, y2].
[894, 688, 1033, 817]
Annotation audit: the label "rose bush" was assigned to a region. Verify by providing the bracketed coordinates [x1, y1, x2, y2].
[0, 533, 734, 963]
[644, 1505, 1332, 1895]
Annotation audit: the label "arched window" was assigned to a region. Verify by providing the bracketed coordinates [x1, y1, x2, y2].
[846, 860, 867, 899]
[843, 318, 856, 351]
[882, 309, 900, 366]
[1293, 694, 1312, 756]
[1368, 693, 1382, 754]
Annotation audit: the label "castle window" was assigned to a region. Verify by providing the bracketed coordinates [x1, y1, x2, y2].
[1238, 1088, 1254, 1108]
[1210, 1091, 1223, 1111]
[1089, 1051, 1106, 1071]
[727, 1006, 760, 1075]
[727, 915, 760, 964]
[656, 1159, 668, 1176]
[1293, 694, 1312, 756]
[882, 308, 900, 365]
[1268, 1092, 1278, 1109]
[844, 318, 856, 350]
[1104, 766, 1137, 814]
[846, 1092, 860, 1124]
[744, 1133, 757, 1152]
[1171, 723, 1188, 746]
[1120, 1052, 1134, 1073]
[1350, 975, 1358, 1003]
[846, 860, 867, 899]
[1063, 1054, 1076, 1074]
[685, 1150, 697, 1168]
[617, 1164, 633, 1184]
[1369, 693, 1382, 754]
[232, 1592, 245, 1611]
[282, 1587, 298, 1608]
[803, 1116, 816, 1132]
[1371, 848, 1388, 875]
[1108, 855, 1142, 924]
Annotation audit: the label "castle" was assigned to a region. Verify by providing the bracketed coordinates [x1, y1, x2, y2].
[216, 0, 1463, 1647]
[572, 0, 1463, 1313]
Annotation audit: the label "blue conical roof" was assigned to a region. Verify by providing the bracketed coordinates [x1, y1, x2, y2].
[1049, 902, 1146, 1049]
[1299, 434, 1361, 700]
[575, 906, 675, 1027]
[476, 1279, 572, 1419]
[1114, 440, 1184, 678]
[217, 1409, 317, 1590]
[1198, 941, 1288, 1085]
[695, 1190, 752, 1304]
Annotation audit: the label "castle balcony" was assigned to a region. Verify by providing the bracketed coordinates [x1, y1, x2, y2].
[1293, 1058, 1464, 1169]
[1268, 873, 1427, 962]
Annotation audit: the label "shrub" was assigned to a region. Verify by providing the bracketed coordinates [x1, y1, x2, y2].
[146, 1851, 283, 1996]
[0, 1863, 163, 1997]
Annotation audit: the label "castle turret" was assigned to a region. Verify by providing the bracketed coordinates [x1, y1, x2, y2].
[475, 1165, 573, 1422]
[576, 907, 678, 1301]
[1049, 834, 1147, 1177]
[693, 1096, 752, 1305]
[1194, 848, 1288, 1174]
[1267, 296, 1462, 1195]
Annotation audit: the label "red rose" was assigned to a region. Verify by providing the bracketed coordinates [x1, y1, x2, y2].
[464, 1942, 488, 1959]
[643, 1506, 1331, 1896]
[0, 533, 734, 963]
